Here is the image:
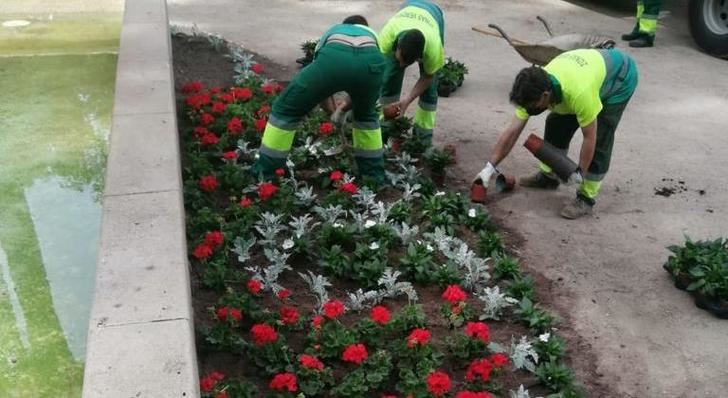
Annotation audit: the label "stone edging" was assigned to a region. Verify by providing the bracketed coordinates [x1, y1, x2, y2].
[81, 1, 199, 396]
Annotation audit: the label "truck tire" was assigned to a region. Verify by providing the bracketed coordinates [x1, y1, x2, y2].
[689, 0, 728, 57]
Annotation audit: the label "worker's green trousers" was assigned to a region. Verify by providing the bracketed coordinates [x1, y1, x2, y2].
[251, 43, 386, 183]
[538, 101, 631, 203]
[632, 0, 661, 37]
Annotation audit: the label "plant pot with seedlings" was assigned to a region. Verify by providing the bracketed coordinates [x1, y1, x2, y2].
[423, 147, 454, 186]
[296, 39, 319, 66]
[437, 57, 468, 97]
[382, 116, 413, 153]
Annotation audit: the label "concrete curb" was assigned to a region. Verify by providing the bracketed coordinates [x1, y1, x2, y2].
[82, 1, 199, 397]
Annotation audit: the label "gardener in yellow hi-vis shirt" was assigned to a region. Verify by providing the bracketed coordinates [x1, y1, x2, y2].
[473, 49, 639, 219]
[251, 16, 387, 184]
[379, 0, 445, 146]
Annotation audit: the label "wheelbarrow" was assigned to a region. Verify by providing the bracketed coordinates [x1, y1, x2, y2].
[472, 16, 616, 66]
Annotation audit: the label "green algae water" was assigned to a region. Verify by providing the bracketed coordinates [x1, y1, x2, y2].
[0, 12, 120, 397]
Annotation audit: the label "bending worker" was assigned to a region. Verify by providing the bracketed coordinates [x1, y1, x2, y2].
[622, 0, 662, 48]
[379, 0, 445, 146]
[474, 48, 639, 219]
[251, 15, 387, 184]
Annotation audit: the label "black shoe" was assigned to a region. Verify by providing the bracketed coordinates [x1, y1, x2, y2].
[629, 36, 654, 48]
[621, 31, 642, 41]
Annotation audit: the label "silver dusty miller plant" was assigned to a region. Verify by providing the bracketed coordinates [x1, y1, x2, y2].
[478, 286, 519, 320]
[347, 289, 381, 312]
[245, 248, 292, 293]
[299, 271, 332, 313]
[393, 222, 420, 246]
[313, 205, 346, 224]
[294, 185, 317, 207]
[232, 236, 256, 264]
[254, 212, 286, 248]
[289, 214, 319, 239]
[377, 268, 418, 302]
[509, 336, 539, 373]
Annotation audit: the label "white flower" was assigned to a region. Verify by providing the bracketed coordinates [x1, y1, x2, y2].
[282, 239, 294, 250]
[364, 220, 377, 229]
[538, 332, 551, 342]
[434, 191, 446, 196]
[426, 244, 434, 252]
[333, 222, 343, 229]
[369, 242, 380, 250]
[468, 208, 476, 218]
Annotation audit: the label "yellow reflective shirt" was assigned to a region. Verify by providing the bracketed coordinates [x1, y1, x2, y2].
[515, 49, 607, 127]
[379, 6, 445, 75]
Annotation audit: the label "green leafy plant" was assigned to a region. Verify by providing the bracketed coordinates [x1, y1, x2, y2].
[534, 333, 566, 363]
[492, 254, 522, 280]
[536, 361, 576, 392]
[477, 229, 505, 258]
[505, 275, 536, 300]
[423, 147, 454, 174]
[331, 350, 393, 397]
[515, 297, 556, 333]
[399, 243, 438, 283]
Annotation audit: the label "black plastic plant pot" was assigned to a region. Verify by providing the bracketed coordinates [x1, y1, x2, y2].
[673, 272, 691, 291]
[437, 83, 456, 97]
[457, 76, 464, 87]
[693, 291, 728, 319]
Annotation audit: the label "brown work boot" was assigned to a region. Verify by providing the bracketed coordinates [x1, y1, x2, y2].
[560, 196, 594, 219]
[519, 171, 560, 190]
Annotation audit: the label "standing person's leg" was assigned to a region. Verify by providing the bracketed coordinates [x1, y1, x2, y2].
[520, 112, 579, 189]
[630, 0, 660, 47]
[560, 101, 630, 219]
[622, 1, 645, 41]
[251, 53, 339, 180]
[413, 63, 438, 147]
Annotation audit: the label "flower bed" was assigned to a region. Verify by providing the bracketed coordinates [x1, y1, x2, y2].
[173, 32, 589, 398]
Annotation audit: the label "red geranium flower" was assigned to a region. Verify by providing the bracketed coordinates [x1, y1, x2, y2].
[199, 375, 215, 392]
[258, 182, 278, 201]
[211, 101, 226, 114]
[465, 358, 493, 383]
[256, 104, 271, 118]
[269, 373, 297, 392]
[299, 354, 324, 371]
[182, 81, 203, 94]
[254, 118, 267, 132]
[239, 196, 253, 208]
[251, 323, 278, 346]
[322, 299, 345, 319]
[251, 63, 264, 74]
[426, 371, 451, 397]
[339, 182, 358, 195]
[204, 231, 224, 248]
[279, 306, 300, 326]
[200, 133, 219, 146]
[329, 170, 344, 182]
[200, 113, 215, 126]
[312, 315, 324, 328]
[186, 93, 211, 109]
[210, 87, 222, 95]
[455, 392, 494, 398]
[247, 279, 263, 295]
[192, 243, 213, 260]
[193, 126, 210, 138]
[370, 306, 391, 325]
[232, 87, 253, 101]
[464, 322, 490, 343]
[407, 328, 431, 348]
[275, 168, 285, 177]
[319, 122, 334, 136]
[216, 306, 242, 323]
[227, 117, 243, 134]
[222, 151, 238, 160]
[342, 343, 368, 365]
[215, 392, 229, 398]
[489, 353, 509, 368]
[199, 175, 218, 192]
[219, 93, 234, 104]
[442, 284, 467, 304]
[277, 289, 290, 301]
[261, 82, 276, 95]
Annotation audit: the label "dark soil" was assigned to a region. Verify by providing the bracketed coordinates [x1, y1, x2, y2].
[654, 178, 689, 197]
[172, 33, 613, 397]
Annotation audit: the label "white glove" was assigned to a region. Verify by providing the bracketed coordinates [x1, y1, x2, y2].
[565, 168, 583, 186]
[474, 162, 498, 187]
